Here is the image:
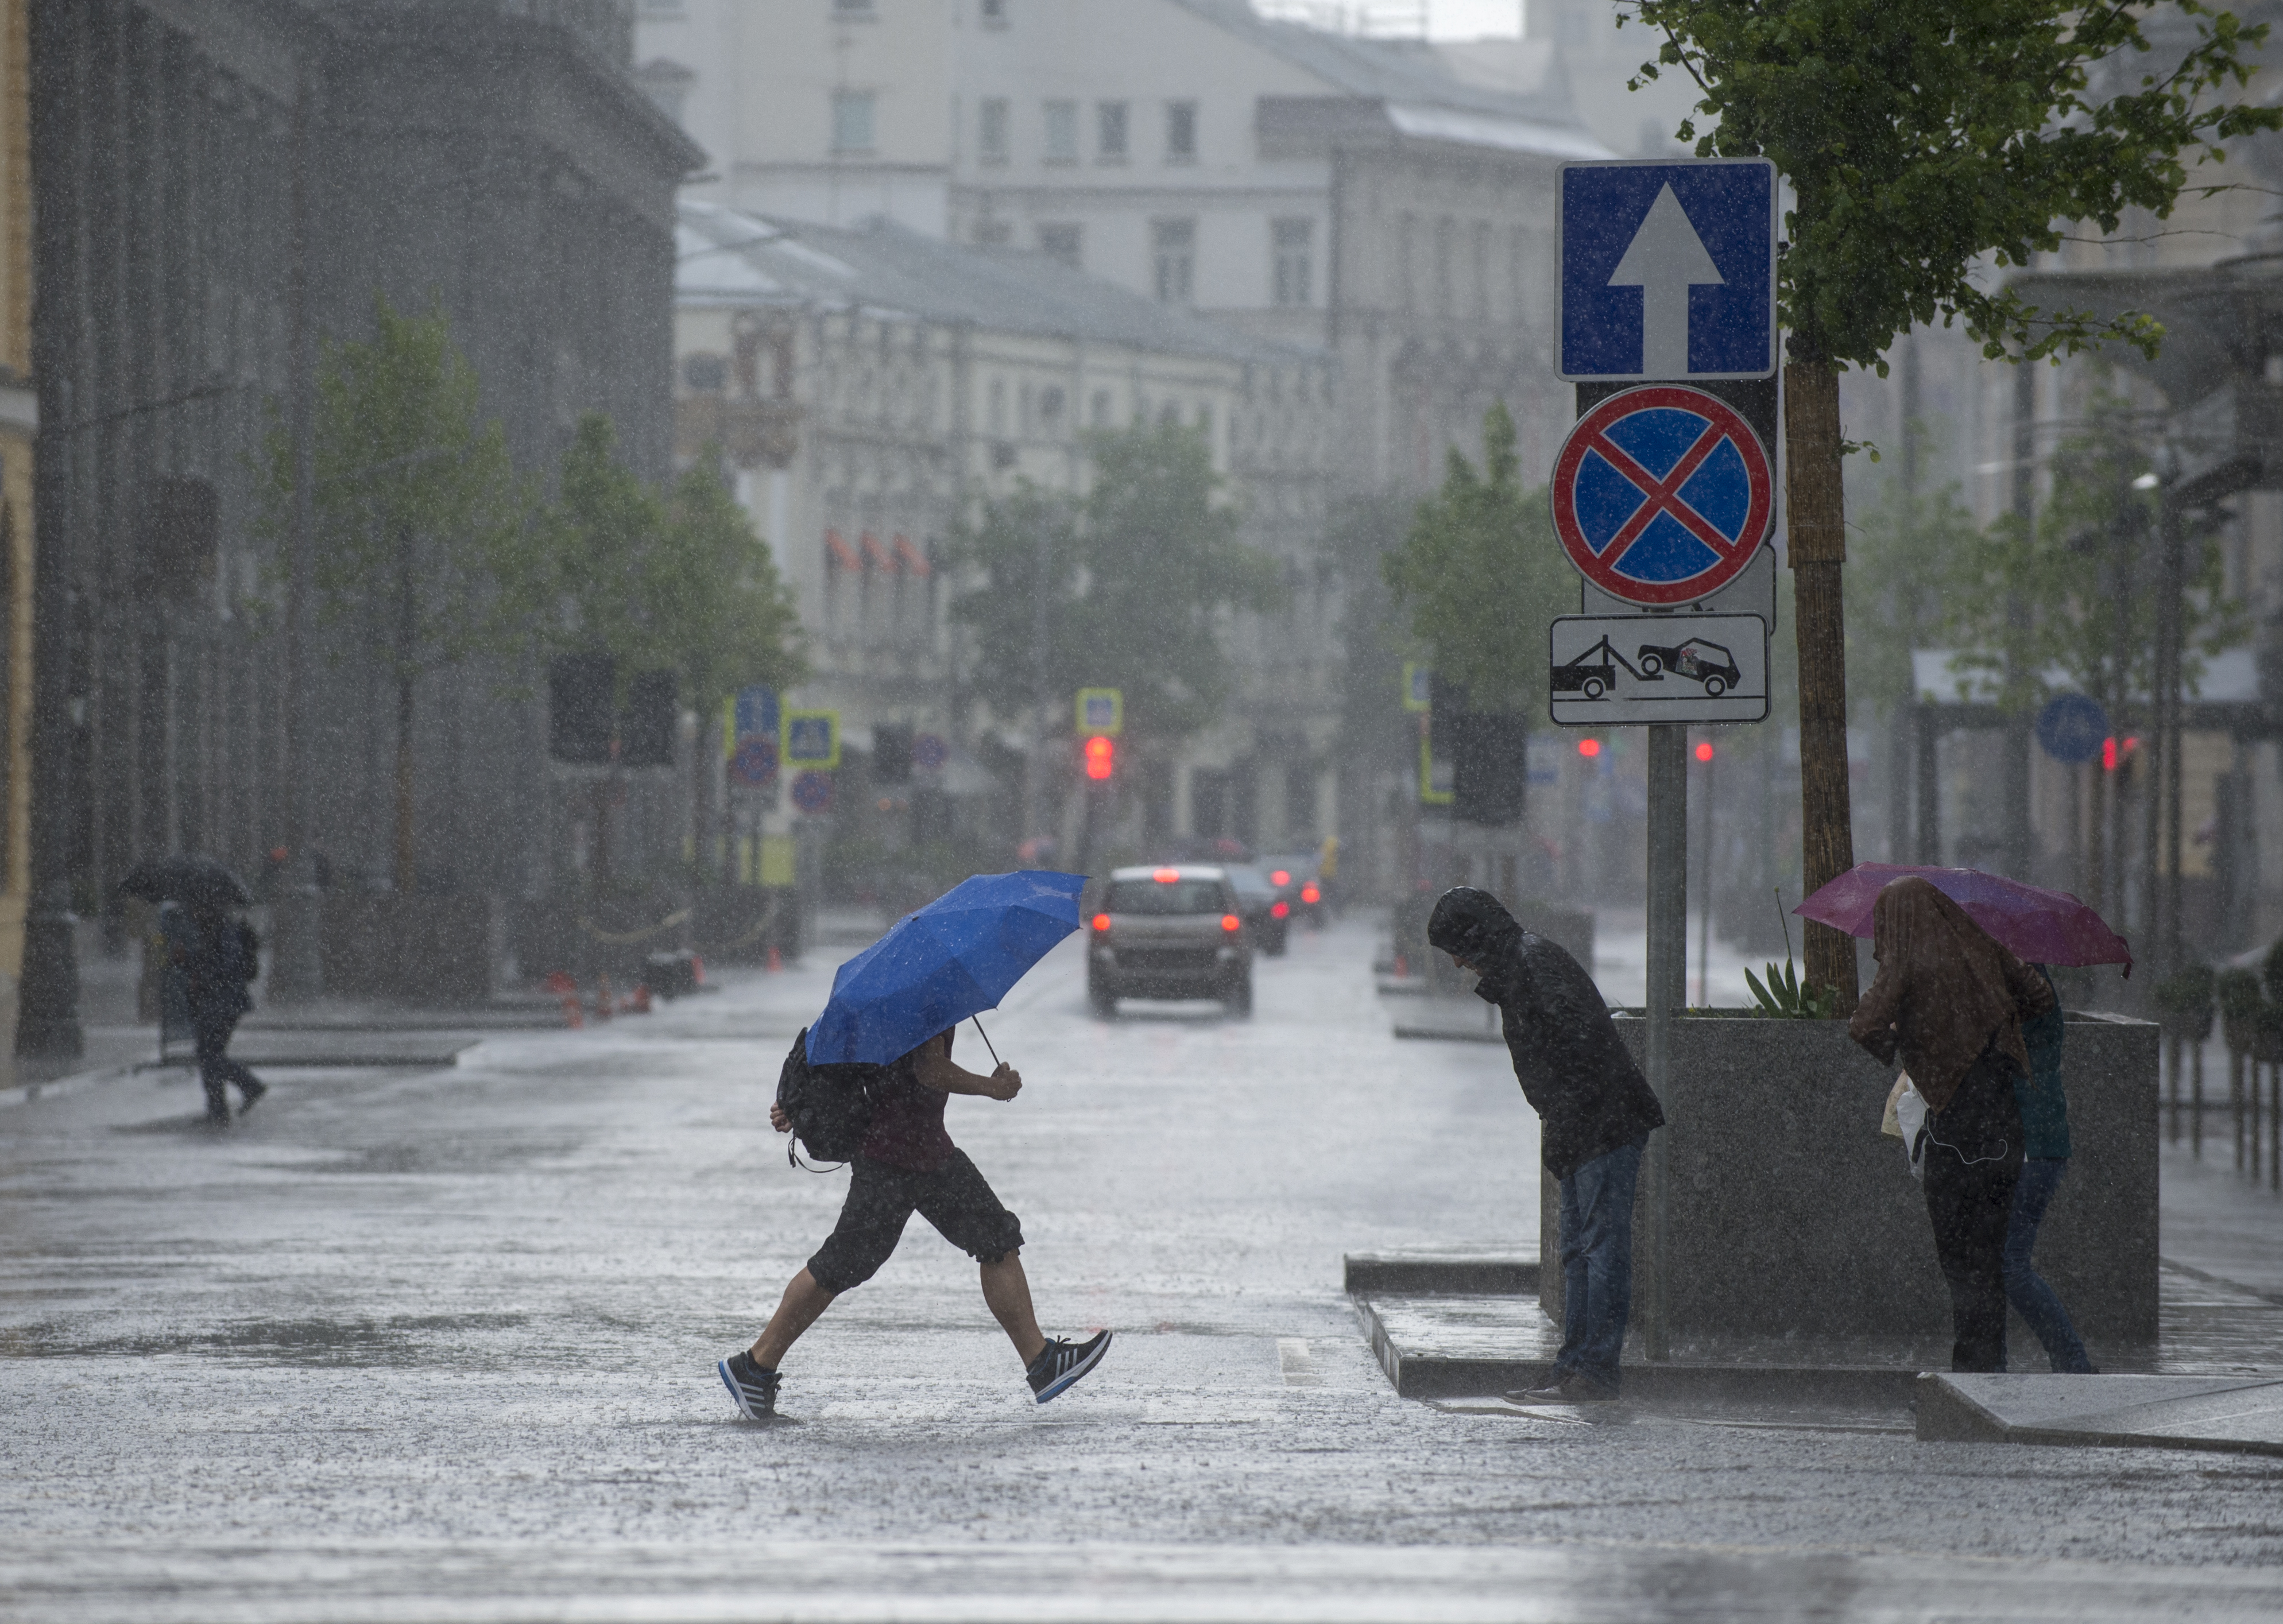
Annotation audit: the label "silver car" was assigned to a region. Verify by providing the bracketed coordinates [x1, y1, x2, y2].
[1086, 865, 1252, 1017]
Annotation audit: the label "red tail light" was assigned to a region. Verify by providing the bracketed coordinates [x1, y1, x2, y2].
[1221, 914, 1241, 933]
[1091, 913, 1111, 933]
[1270, 900, 1289, 919]
[1301, 883, 1321, 904]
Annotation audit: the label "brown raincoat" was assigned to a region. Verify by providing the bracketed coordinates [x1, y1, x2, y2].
[1848, 877, 2055, 1111]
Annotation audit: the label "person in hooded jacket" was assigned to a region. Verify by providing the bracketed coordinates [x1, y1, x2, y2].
[1850, 877, 2054, 1373]
[1427, 887, 1665, 1402]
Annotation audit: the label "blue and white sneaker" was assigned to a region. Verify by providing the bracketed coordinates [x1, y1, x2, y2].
[1026, 1330, 1112, 1404]
[718, 1350, 781, 1419]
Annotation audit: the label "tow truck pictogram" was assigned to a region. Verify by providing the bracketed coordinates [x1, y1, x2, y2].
[1550, 636, 1662, 701]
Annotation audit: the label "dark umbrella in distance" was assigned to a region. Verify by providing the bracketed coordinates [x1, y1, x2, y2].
[118, 855, 252, 911]
[1795, 862, 2131, 976]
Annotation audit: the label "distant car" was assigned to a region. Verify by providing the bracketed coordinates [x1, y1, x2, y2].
[1086, 865, 1252, 1017]
[1223, 863, 1288, 956]
[1636, 637, 1742, 696]
[1262, 854, 1325, 927]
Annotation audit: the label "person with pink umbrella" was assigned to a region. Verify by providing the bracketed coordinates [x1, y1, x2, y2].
[1847, 877, 2056, 1371]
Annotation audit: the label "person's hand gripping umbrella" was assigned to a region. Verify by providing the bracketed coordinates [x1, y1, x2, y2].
[806, 870, 1089, 1067]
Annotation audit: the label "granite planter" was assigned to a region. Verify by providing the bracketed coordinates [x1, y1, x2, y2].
[1539, 1011, 2159, 1355]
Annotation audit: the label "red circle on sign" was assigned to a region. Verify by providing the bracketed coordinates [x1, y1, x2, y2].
[1550, 385, 1774, 607]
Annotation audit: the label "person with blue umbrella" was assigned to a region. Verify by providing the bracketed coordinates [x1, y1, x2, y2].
[717, 871, 1113, 1420]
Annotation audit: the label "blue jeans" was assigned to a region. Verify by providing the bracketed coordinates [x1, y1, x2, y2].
[2002, 1158, 2095, 1373]
[1557, 1139, 1643, 1393]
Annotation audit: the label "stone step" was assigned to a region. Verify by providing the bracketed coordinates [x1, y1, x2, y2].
[1918, 1372, 2283, 1458]
[1341, 1253, 1538, 1295]
[1352, 1292, 1922, 1405]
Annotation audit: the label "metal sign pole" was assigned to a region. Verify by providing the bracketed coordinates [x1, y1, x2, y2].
[1643, 723, 1687, 1362]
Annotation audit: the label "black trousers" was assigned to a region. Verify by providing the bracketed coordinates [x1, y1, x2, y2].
[1922, 1051, 2025, 1373]
[194, 1012, 262, 1115]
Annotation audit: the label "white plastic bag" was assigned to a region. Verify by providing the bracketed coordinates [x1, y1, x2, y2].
[1889, 1073, 1929, 1182]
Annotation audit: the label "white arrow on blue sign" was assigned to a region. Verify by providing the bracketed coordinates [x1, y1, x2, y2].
[1559, 158, 1777, 382]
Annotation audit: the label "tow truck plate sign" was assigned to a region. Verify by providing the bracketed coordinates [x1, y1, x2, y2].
[1549, 613, 1770, 726]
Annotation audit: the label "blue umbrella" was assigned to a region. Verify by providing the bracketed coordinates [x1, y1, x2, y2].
[807, 870, 1088, 1067]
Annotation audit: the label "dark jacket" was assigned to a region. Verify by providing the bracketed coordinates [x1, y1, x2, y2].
[1427, 887, 1664, 1179]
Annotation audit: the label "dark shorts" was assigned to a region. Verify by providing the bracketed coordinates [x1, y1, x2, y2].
[807, 1149, 1024, 1293]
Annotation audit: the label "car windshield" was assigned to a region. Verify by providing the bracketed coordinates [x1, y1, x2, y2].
[1106, 878, 1226, 915]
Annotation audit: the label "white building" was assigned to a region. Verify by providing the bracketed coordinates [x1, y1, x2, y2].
[639, 0, 1616, 493]
[674, 200, 1340, 854]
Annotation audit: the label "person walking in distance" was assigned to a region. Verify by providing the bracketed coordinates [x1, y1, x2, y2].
[1427, 887, 1665, 1402]
[160, 898, 266, 1125]
[717, 1026, 1110, 1419]
[1851, 877, 2055, 1373]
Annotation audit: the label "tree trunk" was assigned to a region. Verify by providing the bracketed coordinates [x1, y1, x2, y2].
[1784, 359, 1859, 1010]
[394, 669, 416, 892]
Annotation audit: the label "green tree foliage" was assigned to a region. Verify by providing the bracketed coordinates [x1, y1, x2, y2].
[1938, 395, 2245, 711]
[541, 417, 804, 889]
[1847, 475, 1985, 710]
[541, 415, 804, 711]
[1380, 402, 1577, 715]
[950, 421, 1282, 741]
[1629, 0, 2282, 370]
[256, 291, 539, 887]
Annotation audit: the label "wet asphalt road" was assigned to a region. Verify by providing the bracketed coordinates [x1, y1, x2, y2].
[3, 918, 2281, 1622]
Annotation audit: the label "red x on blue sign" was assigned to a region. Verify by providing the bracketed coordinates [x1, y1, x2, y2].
[1550, 385, 1774, 607]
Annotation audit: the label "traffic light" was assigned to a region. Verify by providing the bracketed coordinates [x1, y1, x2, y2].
[548, 653, 614, 764]
[1694, 741, 1715, 763]
[1084, 735, 1115, 781]
[873, 723, 914, 785]
[619, 670, 677, 768]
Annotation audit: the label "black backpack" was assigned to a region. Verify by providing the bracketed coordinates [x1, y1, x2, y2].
[775, 1026, 884, 1168]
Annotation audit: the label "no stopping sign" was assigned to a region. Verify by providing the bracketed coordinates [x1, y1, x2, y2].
[1551, 385, 1774, 607]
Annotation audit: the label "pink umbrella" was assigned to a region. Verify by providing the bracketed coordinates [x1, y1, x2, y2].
[1794, 863, 2133, 976]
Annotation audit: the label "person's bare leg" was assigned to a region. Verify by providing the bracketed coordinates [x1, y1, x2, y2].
[749, 1269, 837, 1369]
[980, 1253, 1047, 1364]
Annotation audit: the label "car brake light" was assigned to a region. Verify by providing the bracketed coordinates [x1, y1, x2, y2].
[1270, 870, 1290, 886]
[1091, 913, 1111, 933]
[1301, 883, 1320, 904]
[1153, 867, 1180, 883]
[1271, 901, 1289, 919]
[1221, 914, 1241, 933]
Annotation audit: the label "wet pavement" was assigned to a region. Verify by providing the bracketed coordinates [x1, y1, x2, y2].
[5, 917, 2282, 1621]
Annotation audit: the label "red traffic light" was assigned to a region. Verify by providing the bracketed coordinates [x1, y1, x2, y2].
[1577, 738, 1601, 758]
[1090, 913, 1111, 933]
[1300, 883, 1321, 905]
[1694, 741, 1715, 763]
[1084, 736, 1115, 780]
[1270, 900, 1290, 920]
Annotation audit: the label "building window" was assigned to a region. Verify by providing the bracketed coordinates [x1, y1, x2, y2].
[1092, 389, 1112, 427]
[832, 91, 876, 154]
[832, 0, 875, 16]
[1042, 99, 1078, 165]
[1272, 217, 1313, 307]
[1152, 218, 1195, 304]
[973, 217, 1012, 246]
[1037, 222, 1082, 270]
[979, 0, 1007, 22]
[978, 98, 1010, 165]
[1097, 100, 1128, 162]
[1165, 100, 1197, 164]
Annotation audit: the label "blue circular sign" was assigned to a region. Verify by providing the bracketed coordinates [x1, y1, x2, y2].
[913, 732, 949, 772]
[2036, 693, 2110, 765]
[791, 770, 835, 815]
[728, 736, 778, 788]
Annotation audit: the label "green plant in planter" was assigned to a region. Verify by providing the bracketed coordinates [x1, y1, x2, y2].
[2216, 968, 2264, 1053]
[1746, 958, 1842, 1020]
[2154, 963, 2217, 1042]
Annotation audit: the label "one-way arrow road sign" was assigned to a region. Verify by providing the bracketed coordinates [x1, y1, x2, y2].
[1560, 158, 1775, 382]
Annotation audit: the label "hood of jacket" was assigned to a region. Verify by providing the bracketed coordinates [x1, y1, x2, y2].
[1426, 887, 1524, 1000]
